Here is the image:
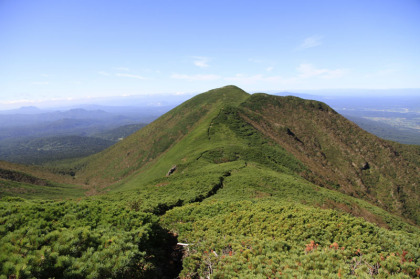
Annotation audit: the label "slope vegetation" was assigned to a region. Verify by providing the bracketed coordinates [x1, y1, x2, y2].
[238, 94, 420, 224]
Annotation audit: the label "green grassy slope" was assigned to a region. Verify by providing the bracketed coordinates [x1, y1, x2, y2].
[1, 86, 419, 278]
[72, 85, 250, 189]
[0, 160, 85, 200]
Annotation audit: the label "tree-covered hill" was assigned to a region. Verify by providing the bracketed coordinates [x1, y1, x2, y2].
[238, 93, 420, 224]
[1, 86, 419, 278]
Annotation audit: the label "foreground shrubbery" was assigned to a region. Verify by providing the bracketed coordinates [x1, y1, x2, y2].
[2, 184, 420, 278]
[0, 197, 177, 279]
[2, 160, 419, 278]
[162, 200, 420, 278]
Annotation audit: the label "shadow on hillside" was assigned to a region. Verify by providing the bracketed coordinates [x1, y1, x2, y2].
[142, 172, 233, 278]
[144, 225, 184, 279]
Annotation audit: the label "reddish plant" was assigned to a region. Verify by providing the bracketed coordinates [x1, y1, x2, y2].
[330, 242, 339, 250]
[305, 240, 318, 253]
[400, 250, 408, 263]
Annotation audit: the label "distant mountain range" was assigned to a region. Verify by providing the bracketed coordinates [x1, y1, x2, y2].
[0, 106, 155, 164]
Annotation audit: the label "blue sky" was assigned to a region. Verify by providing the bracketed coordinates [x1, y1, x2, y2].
[1, 0, 419, 108]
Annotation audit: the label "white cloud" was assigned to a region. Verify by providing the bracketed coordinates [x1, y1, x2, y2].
[142, 68, 161, 74]
[365, 68, 398, 78]
[224, 74, 264, 84]
[116, 73, 147, 80]
[249, 58, 276, 73]
[297, 35, 323, 50]
[32, 81, 49, 85]
[169, 63, 344, 87]
[98, 71, 111, 76]
[223, 64, 345, 87]
[297, 64, 346, 79]
[115, 67, 130, 71]
[174, 91, 192, 95]
[224, 74, 293, 85]
[171, 73, 220, 81]
[193, 56, 210, 68]
[0, 99, 36, 105]
[249, 58, 264, 64]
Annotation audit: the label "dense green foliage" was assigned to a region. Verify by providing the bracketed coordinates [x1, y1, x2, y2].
[0, 197, 180, 279]
[162, 200, 420, 278]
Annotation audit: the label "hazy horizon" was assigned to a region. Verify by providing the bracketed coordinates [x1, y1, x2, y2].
[1, 87, 420, 111]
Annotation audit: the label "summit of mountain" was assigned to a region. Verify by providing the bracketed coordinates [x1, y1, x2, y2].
[73, 85, 250, 187]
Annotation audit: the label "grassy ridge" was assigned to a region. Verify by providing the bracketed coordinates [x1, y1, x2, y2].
[71, 85, 250, 189]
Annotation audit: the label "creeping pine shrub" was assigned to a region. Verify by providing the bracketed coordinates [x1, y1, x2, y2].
[162, 200, 420, 278]
[0, 198, 166, 278]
